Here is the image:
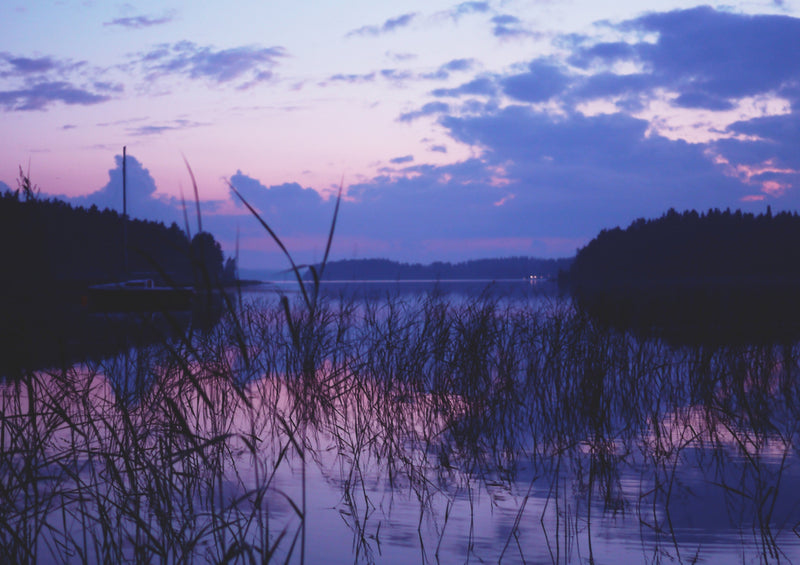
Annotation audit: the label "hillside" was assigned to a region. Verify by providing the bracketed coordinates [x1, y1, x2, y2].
[305, 256, 573, 281]
[566, 207, 800, 343]
[0, 190, 234, 289]
[567, 207, 800, 289]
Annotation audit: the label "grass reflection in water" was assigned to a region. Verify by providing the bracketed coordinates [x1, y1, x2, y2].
[2, 290, 800, 564]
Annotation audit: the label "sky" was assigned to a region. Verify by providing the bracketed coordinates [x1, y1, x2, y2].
[2, 0, 799, 271]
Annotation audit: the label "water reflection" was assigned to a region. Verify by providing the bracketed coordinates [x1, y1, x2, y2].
[2, 286, 800, 563]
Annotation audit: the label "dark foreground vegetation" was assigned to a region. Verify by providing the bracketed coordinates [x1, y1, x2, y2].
[0, 185, 236, 374]
[4, 171, 800, 562]
[565, 207, 800, 343]
[2, 291, 800, 563]
[0, 189, 235, 289]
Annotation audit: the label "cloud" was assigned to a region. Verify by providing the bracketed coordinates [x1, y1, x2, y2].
[0, 52, 116, 111]
[570, 7, 800, 105]
[380, 68, 414, 82]
[326, 72, 376, 84]
[501, 60, 570, 103]
[422, 58, 477, 80]
[327, 58, 477, 89]
[389, 155, 414, 164]
[347, 12, 417, 37]
[441, 58, 476, 73]
[490, 14, 536, 38]
[126, 119, 206, 136]
[0, 81, 111, 111]
[441, 106, 756, 221]
[228, 171, 335, 237]
[104, 13, 174, 29]
[398, 101, 450, 122]
[432, 77, 496, 98]
[448, 2, 491, 19]
[68, 153, 183, 226]
[420, 7, 800, 204]
[0, 54, 58, 75]
[135, 41, 286, 86]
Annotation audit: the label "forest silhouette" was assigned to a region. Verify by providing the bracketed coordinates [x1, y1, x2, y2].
[305, 256, 572, 281]
[566, 207, 800, 343]
[0, 187, 235, 374]
[0, 189, 234, 291]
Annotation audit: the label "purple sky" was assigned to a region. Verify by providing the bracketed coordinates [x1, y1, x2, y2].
[2, 1, 798, 269]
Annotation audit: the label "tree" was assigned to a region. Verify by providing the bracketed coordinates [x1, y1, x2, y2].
[190, 232, 224, 287]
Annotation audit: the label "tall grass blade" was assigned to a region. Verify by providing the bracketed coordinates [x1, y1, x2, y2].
[182, 155, 203, 234]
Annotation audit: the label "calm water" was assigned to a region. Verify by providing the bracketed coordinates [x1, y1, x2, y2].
[2, 280, 800, 563]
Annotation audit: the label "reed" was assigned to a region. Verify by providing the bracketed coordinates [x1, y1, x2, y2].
[1, 173, 799, 562]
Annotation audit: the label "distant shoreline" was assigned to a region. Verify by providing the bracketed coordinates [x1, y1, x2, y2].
[265, 277, 553, 284]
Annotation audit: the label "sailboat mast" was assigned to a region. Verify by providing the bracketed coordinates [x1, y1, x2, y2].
[123, 146, 128, 277]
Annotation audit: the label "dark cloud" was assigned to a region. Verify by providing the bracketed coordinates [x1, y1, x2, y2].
[398, 101, 450, 122]
[1, 55, 58, 75]
[93, 81, 125, 93]
[136, 41, 286, 86]
[501, 60, 570, 103]
[449, 2, 491, 19]
[384, 13, 417, 31]
[0, 52, 116, 111]
[126, 119, 205, 136]
[571, 72, 651, 102]
[435, 105, 754, 229]
[567, 41, 638, 69]
[389, 155, 414, 164]
[330, 58, 476, 88]
[347, 13, 417, 37]
[380, 68, 414, 81]
[0, 52, 86, 80]
[422, 58, 478, 80]
[363, 6, 800, 247]
[432, 77, 496, 98]
[716, 114, 800, 173]
[441, 58, 476, 73]
[0, 81, 111, 111]
[570, 7, 800, 106]
[631, 7, 800, 99]
[104, 13, 174, 29]
[491, 14, 536, 38]
[492, 14, 520, 25]
[326, 72, 376, 84]
[430, 145, 447, 153]
[228, 172, 334, 237]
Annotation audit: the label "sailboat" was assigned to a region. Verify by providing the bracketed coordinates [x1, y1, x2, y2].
[86, 147, 194, 313]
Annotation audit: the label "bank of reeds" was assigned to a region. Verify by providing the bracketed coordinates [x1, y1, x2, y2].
[2, 290, 800, 563]
[2, 177, 800, 563]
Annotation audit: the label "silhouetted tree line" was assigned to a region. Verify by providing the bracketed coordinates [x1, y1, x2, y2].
[565, 207, 800, 344]
[566, 206, 800, 289]
[0, 189, 236, 294]
[307, 256, 573, 281]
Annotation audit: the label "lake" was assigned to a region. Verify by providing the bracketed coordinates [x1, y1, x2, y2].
[2, 279, 800, 563]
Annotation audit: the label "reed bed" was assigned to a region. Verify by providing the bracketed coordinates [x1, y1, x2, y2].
[2, 289, 800, 563]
